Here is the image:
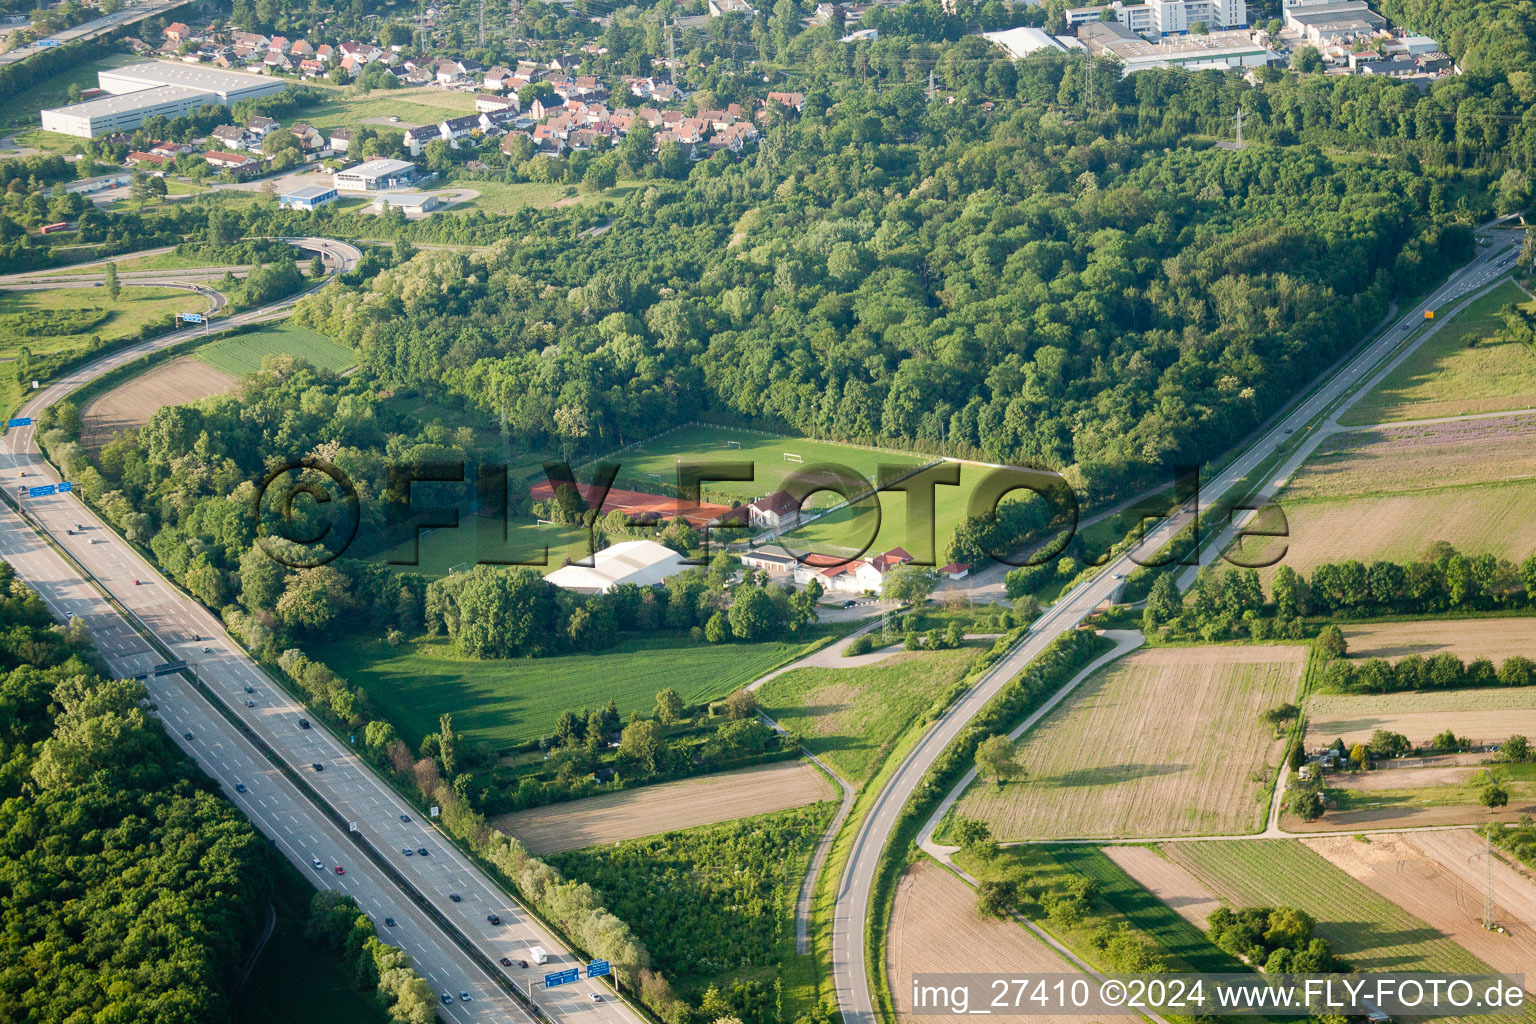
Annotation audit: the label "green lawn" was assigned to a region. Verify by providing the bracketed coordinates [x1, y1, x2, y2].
[286, 86, 477, 133]
[1341, 280, 1536, 425]
[1, 53, 141, 129]
[451, 180, 575, 214]
[0, 285, 195, 413]
[366, 515, 593, 578]
[755, 642, 983, 784]
[311, 627, 849, 749]
[1164, 839, 1494, 974]
[33, 250, 227, 277]
[197, 323, 356, 376]
[237, 858, 390, 1024]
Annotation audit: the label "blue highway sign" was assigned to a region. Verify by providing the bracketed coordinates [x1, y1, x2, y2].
[59, 481, 72, 492]
[180, 312, 205, 324]
[7, 417, 31, 427]
[544, 969, 579, 987]
[586, 960, 610, 979]
[27, 484, 56, 497]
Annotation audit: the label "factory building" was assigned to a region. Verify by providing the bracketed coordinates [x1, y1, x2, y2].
[40, 62, 286, 138]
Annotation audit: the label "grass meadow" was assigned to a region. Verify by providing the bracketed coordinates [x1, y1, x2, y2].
[310, 626, 849, 749]
[196, 323, 357, 376]
[754, 643, 984, 784]
[1341, 281, 1536, 425]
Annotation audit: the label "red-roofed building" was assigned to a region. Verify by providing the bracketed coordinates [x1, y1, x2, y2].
[870, 547, 913, 574]
[939, 562, 971, 580]
[748, 490, 802, 529]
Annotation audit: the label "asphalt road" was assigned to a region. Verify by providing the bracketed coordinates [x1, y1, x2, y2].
[828, 227, 1526, 1024]
[0, 237, 643, 1024]
[0, 0, 191, 66]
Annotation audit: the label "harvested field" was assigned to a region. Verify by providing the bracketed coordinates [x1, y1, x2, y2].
[490, 760, 836, 855]
[1302, 832, 1536, 987]
[951, 645, 1306, 839]
[1241, 482, 1536, 579]
[886, 860, 1143, 1024]
[1281, 417, 1536, 501]
[1305, 687, 1536, 748]
[1336, 619, 1536, 665]
[80, 356, 236, 450]
[1100, 846, 1222, 930]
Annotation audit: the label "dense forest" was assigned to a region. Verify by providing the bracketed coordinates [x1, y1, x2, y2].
[0, 561, 273, 1023]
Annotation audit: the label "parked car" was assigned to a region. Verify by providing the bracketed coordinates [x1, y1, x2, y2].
[384, 917, 396, 927]
[417, 847, 429, 856]
[449, 894, 461, 902]
[183, 732, 193, 740]
[334, 866, 344, 875]
[499, 957, 513, 967]
[312, 762, 324, 771]
[234, 783, 246, 793]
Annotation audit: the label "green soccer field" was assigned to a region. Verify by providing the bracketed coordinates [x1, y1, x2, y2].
[597, 425, 934, 508]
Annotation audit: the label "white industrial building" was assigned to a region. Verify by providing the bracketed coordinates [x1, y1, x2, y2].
[1079, 20, 1269, 72]
[1062, 0, 1247, 36]
[983, 26, 1073, 58]
[545, 540, 691, 594]
[40, 62, 286, 138]
[332, 158, 419, 191]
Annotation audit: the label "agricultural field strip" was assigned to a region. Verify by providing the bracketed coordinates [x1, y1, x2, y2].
[886, 860, 1147, 1024]
[1162, 839, 1504, 981]
[1333, 620, 1536, 665]
[948, 645, 1306, 840]
[489, 760, 836, 856]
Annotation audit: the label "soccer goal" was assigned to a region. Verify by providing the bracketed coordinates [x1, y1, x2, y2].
[448, 561, 472, 575]
[782, 452, 803, 463]
[721, 440, 742, 449]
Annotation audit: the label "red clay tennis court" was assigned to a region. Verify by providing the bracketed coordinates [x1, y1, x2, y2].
[529, 480, 747, 528]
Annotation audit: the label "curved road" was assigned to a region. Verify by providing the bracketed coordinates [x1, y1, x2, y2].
[828, 228, 1525, 1024]
[0, 237, 645, 1024]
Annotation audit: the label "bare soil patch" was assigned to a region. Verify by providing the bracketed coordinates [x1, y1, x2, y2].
[952, 645, 1306, 839]
[490, 760, 835, 855]
[1303, 832, 1536, 986]
[886, 860, 1142, 1024]
[1337, 619, 1536, 665]
[1305, 691, 1536, 749]
[1100, 846, 1222, 929]
[80, 357, 236, 450]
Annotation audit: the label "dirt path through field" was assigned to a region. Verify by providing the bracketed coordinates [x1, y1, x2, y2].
[887, 860, 1144, 1024]
[491, 759, 835, 854]
[1303, 832, 1536, 986]
[80, 357, 236, 450]
[1101, 846, 1223, 929]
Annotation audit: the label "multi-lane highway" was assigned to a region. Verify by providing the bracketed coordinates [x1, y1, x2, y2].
[827, 226, 1525, 1024]
[0, 237, 643, 1024]
[0, 0, 191, 66]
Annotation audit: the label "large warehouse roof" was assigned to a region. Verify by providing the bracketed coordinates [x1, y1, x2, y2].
[545, 540, 691, 594]
[98, 61, 280, 95]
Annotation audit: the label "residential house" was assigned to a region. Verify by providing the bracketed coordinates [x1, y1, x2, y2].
[748, 490, 802, 530]
[403, 125, 436, 156]
[338, 40, 383, 64]
[870, 547, 914, 575]
[405, 65, 434, 85]
[531, 94, 566, 119]
[483, 65, 515, 91]
[204, 150, 260, 173]
[439, 114, 481, 146]
[290, 39, 314, 57]
[245, 116, 279, 137]
[127, 151, 171, 167]
[315, 43, 334, 60]
[289, 122, 327, 154]
[263, 51, 294, 72]
[210, 123, 249, 149]
[434, 58, 465, 84]
[708, 121, 758, 153]
[939, 562, 972, 580]
[547, 54, 581, 71]
[709, 0, 756, 15]
[269, 35, 291, 52]
[475, 92, 518, 113]
[328, 127, 354, 153]
[164, 22, 192, 43]
[299, 58, 327, 76]
[233, 31, 270, 50]
[766, 90, 806, 112]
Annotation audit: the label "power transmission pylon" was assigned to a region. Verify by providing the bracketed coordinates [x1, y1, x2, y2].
[1469, 834, 1498, 931]
[1234, 107, 1246, 147]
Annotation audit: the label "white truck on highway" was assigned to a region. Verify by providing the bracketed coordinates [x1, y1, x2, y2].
[529, 946, 549, 965]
